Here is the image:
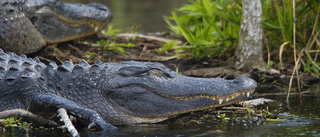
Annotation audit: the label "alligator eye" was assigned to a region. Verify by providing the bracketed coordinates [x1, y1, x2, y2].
[30, 17, 38, 24]
[148, 69, 172, 78]
[118, 67, 148, 76]
[149, 69, 163, 75]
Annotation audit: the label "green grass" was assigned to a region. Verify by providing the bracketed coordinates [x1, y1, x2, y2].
[101, 24, 122, 36]
[98, 24, 136, 55]
[97, 40, 135, 56]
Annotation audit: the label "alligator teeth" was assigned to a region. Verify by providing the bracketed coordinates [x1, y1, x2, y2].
[219, 99, 223, 104]
[246, 92, 250, 97]
[232, 93, 241, 98]
[95, 26, 99, 32]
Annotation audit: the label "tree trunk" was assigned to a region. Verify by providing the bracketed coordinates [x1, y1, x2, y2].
[235, 0, 265, 71]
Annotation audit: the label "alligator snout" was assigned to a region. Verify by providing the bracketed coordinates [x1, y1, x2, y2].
[233, 76, 257, 90]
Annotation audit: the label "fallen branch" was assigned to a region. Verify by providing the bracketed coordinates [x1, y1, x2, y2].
[57, 108, 79, 137]
[117, 33, 182, 45]
[238, 98, 274, 107]
[0, 109, 57, 127]
[287, 48, 304, 102]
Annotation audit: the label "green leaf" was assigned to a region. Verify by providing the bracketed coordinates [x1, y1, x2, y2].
[164, 18, 180, 34]
[172, 11, 194, 43]
[202, 0, 213, 18]
[101, 24, 121, 36]
[260, 21, 285, 30]
[274, 0, 286, 40]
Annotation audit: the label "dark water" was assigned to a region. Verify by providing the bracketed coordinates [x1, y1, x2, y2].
[81, 93, 320, 137]
[3, 93, 320, 137]
[62, 0, 189, 33]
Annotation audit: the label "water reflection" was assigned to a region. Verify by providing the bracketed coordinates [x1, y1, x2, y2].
[62, 0, 188, 33]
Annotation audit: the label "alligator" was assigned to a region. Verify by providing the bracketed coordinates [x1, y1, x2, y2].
[0, 49, 257, 130]
[0, 0, 112, 54]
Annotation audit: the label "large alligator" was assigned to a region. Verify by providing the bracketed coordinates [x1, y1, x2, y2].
[0, 0, 112, 54]
[0, 49, 257, 130]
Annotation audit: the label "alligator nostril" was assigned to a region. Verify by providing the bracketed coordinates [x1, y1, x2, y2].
[88, 3, 109, 11]
[7, 9, 15, 14]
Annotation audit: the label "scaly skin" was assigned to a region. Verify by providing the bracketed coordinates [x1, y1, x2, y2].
[0, 49, 257, 130]
[0, 0, 112, 54]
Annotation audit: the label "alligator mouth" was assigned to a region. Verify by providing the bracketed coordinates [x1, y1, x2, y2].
[114, 80, 256, 106]
[143, 88, 256, 122]
[107, 72, 257, 124]
[37, 6, 112, 43]
[110, 86, 256, 124]
[121, 83, 256, 105]
[54, 13, 110, 32]
[43, 11, 111, 43]
[162, 89, 255, 105]
[111, 84, 255, 115]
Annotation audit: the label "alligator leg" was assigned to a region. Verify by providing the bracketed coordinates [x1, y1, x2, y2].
[30, 93, 117, 130]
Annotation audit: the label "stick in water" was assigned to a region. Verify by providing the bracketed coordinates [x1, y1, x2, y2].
[57, 108, 80, 137]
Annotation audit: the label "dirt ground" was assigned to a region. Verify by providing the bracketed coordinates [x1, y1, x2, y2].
[28, 33, 320, 92]
[30, 33, 229, 76]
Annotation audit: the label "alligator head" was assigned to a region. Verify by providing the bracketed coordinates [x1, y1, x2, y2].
[92, 61, 257, 124]
[25, 0, 112, 43]
[0, 0, 112, 54]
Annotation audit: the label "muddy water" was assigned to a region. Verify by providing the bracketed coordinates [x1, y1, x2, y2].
[62, 0, 189, 33]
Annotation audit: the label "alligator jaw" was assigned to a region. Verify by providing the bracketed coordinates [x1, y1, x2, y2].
[26, 1, 112, 43]
[104, 62, 257, 124]
[162, 89, 255, 104]
[110, 88, 256, 124]
[43, 10, 112, 43]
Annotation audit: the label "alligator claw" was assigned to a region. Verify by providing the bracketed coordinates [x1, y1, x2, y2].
[87, 120, 117, 131]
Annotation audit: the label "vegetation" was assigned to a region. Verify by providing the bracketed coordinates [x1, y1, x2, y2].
[0, 117, 51, 132]
[97, 39, 135, 56]
[164, 0, 320, 75]
[0, 117, 27, 130]
[164, 0, 241, 60]
[261, 0, 320, 75]
[101, 24, 122, 36]
[97, 24, 135, 55]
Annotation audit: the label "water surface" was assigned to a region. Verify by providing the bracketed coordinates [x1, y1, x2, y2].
[3, 94, 319, 137]
[62, 0, 189, 33]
